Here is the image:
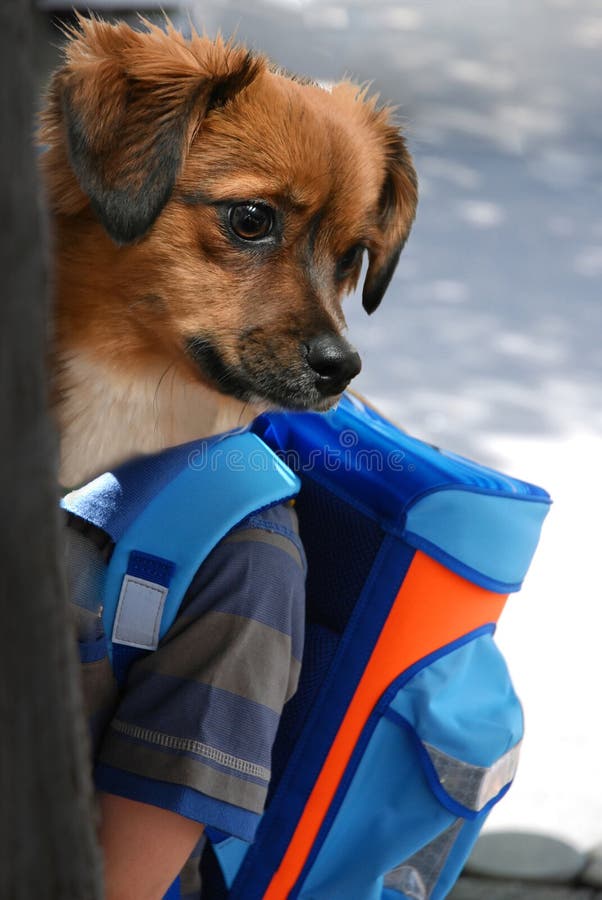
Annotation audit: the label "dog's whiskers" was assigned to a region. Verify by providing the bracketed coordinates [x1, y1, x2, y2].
[238, 402, 251, 428]
[153, 361, 177, 435]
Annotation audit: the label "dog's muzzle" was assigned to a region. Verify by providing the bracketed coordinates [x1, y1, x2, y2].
[185, 331, 362, 409]
[304, 334, 362, 397]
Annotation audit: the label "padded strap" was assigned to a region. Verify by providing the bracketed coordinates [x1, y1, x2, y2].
[101, 432, 299, 660]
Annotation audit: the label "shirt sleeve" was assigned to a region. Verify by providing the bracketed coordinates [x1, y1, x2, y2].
[94, 502, 306, 842]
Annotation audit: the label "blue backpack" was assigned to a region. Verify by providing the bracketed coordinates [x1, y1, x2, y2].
[62, 393, 550, 899]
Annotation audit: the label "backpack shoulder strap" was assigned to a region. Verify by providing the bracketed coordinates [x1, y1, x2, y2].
[63, 432, 300, 663]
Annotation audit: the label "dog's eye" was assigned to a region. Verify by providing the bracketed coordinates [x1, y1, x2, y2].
[228, 203, 274, 241]
[337, 245, 364, 278]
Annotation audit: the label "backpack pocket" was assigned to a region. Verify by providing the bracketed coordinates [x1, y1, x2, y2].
[296, 629, 523, 900]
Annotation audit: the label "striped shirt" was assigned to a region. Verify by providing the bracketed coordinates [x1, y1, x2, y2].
[65, 502, 306, 895]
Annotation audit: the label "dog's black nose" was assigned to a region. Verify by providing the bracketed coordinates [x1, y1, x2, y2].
[305, 334, 362, 396]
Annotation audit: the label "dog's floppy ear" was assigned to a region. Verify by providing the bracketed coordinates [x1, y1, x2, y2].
[51, 17, 264, 244]
[362, 127, 418, 315]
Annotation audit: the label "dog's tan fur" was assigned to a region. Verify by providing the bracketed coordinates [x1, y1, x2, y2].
[40, 16, 417, 486]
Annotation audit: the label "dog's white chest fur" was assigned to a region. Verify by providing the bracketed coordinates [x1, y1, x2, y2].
[58, 352, 256, 487]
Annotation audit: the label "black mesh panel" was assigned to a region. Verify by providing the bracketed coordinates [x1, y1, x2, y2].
[268, 477, 385, 798]
[296, 476, 385, 634]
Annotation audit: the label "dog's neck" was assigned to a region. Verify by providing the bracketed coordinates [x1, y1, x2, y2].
[57, 351, 258, 488]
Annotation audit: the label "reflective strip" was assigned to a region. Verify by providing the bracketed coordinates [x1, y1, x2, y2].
[384, 820, 463, 900]
[384, 866, 426, 900]
[424, 740, 521, 812]
[112, 575, 168, 650]
[385, 865, 428, 900]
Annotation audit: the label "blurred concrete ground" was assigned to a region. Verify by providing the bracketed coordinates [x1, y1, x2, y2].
[36, 0, 601, 857]
[449, 878, 602, 899]
[177, 0, 602, 852]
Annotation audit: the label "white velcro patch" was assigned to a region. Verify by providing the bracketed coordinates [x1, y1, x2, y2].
[112, 575, 168, 651]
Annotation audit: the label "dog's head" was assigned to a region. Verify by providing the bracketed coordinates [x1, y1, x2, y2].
[41, 17, 417, 413]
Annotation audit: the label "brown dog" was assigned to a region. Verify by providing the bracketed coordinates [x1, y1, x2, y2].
[40, 16, 417, 486]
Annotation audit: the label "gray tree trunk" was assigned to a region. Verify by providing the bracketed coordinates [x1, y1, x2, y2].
[0, 1, 103, 897]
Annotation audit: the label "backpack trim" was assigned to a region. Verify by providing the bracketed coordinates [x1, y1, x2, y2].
[240, 551, 508, 900]
[403, 489, 549, 590]
[253, 394, 551, 594]
[230, 534, 416, 900]
[302, 624, 499, 880]
[62, 431, 300, 667]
